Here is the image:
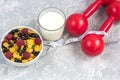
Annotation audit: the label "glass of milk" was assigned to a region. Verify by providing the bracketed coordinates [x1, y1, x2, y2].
[38, 7, 66, 41]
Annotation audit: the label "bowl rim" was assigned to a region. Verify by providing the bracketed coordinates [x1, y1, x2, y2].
[0, 26, 43, 67]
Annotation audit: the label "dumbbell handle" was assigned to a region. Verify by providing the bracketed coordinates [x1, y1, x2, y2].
[83, 0, 102, 18]
[99, 16, 115, 33]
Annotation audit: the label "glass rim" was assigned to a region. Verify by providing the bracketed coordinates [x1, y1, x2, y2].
[37, 7, 66, 31]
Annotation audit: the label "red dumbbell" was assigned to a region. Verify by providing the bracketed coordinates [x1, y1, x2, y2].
[81, 1, 120, 57]
[102, 0, 115, 6]
[66, 0, 115, 37]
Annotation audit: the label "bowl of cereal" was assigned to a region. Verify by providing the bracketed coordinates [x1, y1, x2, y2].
[1, 26, 43, 66]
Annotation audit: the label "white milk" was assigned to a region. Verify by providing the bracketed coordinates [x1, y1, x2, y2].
[38, 8, 65, 41]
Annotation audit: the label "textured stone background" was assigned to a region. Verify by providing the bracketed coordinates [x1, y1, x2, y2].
[0, 0, 120, 80]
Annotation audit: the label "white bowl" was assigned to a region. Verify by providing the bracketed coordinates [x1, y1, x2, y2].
[0, 26, 43, 66]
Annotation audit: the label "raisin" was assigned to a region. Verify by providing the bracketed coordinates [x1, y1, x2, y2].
[15, 58, 22, 63]
[14, 29, 19, 32]
[18, 33, 24, 38]
[9, 44, 13, 48]
[35, 34, 40, 38]
[2, 45, 6, 48]
[30, 33, 37, 38]
[25, 34, 30, 38]
[23, 45, 27, 52]
[8, 42, 14, 48]
[17, 47, 21, 52]
[30, 33, 40, 38]
[32, 51, 39, 56]
[9, 30, 15, 35]
[21, 37, 25, 40]
[23, 34, 30, 40]
[3, 48, 9, 53]
[19, 52, 23, 56]
[12, 37, 17, 43]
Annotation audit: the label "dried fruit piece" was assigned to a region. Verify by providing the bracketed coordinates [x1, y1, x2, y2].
[18, 33, 23, 38]
[15, 58, 22, 63]
[16, 39, 24, 47]
[3, 42, 9, 48]
[26, 48, 33, 53]
[23, 52, 30, 59]
[14, 29, 19, 32]
[13, 52, 22, 60]
[9, 30, 16, 35]
[9, 47, 16, 53]
[23, 34, 30, 40]
[32, 51, 39, 56]
[22, 28, 28, 34]
[22, 45, 27, 52]
[5, 51, 13, 59]
[28, 57, 33, 61]
[12, 37, 17, 43]
[8, 42, 14, 48]
[22, 60, 28, 63]
[2, 48, 8, 53]
[6, 34, 13, 40]
[30, 54, 35, 58]
[27, 44, 33, 48]
[34, 38, 41, 45]
[11, 57, 15, 62]
[30, 33, 39, 38]
[27, 39, 34, 46]
[34, 45, 40, 52]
